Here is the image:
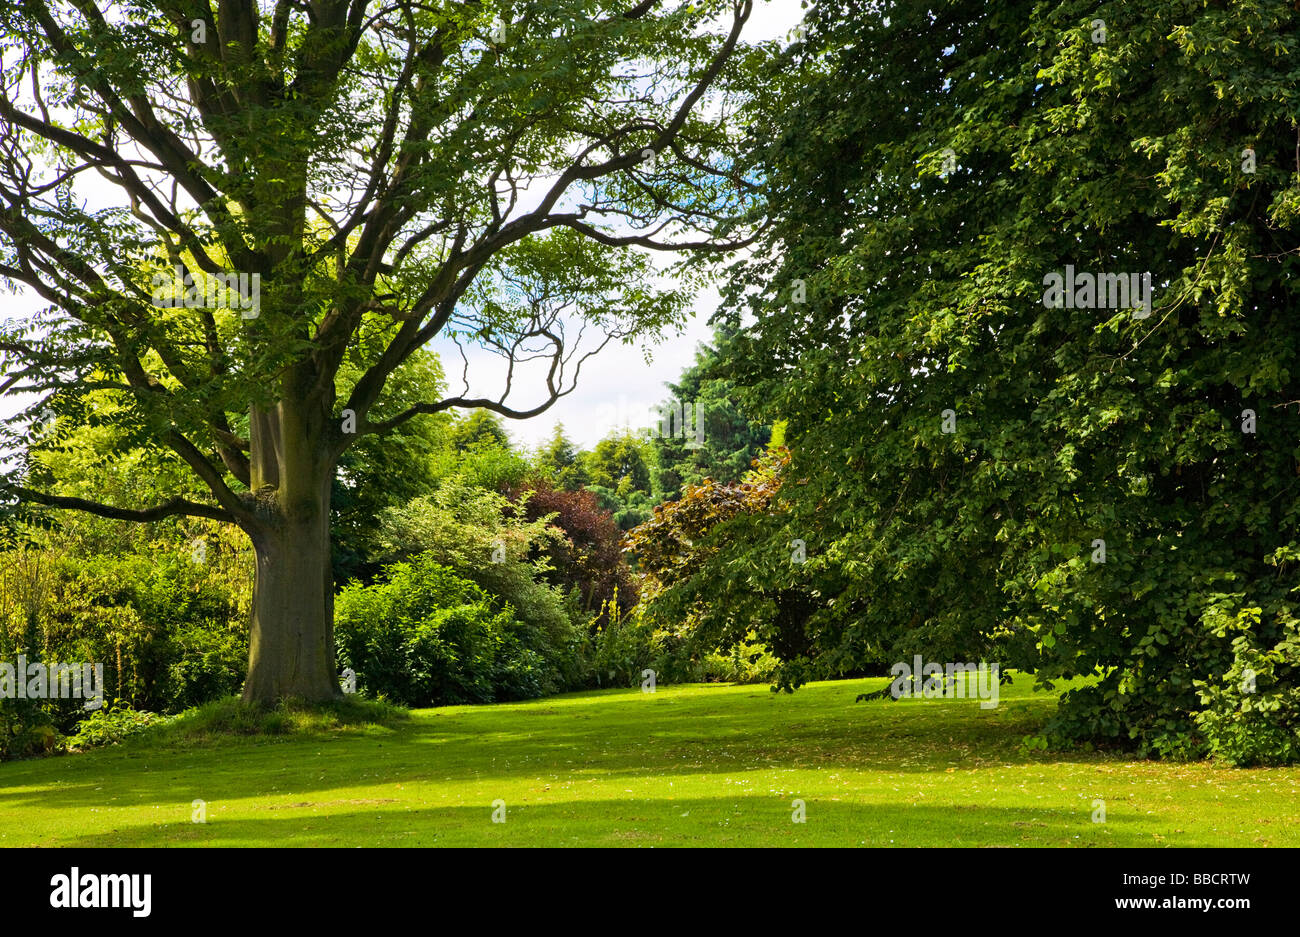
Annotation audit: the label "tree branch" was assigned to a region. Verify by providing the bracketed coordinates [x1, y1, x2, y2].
[5, 484, 234, 523]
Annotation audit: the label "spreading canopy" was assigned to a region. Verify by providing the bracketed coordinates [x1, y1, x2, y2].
[0, 0, 766, 701]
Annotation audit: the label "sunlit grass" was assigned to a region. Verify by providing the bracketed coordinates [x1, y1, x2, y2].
[2, 675, 1296, 846]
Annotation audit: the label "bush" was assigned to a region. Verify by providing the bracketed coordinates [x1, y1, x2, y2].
[65, 703, 164, 750]
[0, 677, 59, 761]
[0, 612, 63, 760]
[160, 622, 247, 712]
[373, 477, 584, 691]
[589, 601, 660, 687]
[694, 642, 781, 685]
[589, 600, 779, 689]
[0, 537, 251, 720]
[506, 478, 637, 628]
[492, 647, 550, 701]
[1195, 610, 1300, 766]
[335, 554, 552, 707]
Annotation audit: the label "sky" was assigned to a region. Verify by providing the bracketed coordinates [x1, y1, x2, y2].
[1, 0, 808, 454]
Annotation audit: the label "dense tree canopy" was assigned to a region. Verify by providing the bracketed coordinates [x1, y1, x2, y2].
[718, 0, 1300, 757]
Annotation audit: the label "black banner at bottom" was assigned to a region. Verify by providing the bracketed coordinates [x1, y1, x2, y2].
[0, 846, 1284, 924]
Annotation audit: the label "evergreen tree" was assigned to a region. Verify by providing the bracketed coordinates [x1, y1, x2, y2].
[652, 324, 770, 500]
[534, 424, 590, 492]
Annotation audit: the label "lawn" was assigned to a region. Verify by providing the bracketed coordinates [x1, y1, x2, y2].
[2, 675, 1297, 847]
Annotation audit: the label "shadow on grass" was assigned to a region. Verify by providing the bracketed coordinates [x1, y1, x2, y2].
[0, 678, 1112, 821]
[47, 798, 1142, 848]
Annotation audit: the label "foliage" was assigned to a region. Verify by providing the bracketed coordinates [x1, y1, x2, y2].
[1193, 568, 1300, 766]
[588, 599, 661, 687]
[576, 431, 657, 529]
[506, 478, 636, 626]
[714, 0, 1300, 757]
[371, 478, 584, 688]
[0, 538, 251, 719]
[432, 441, 533, 495]
[65, 703, 165, 751]
[584, 431, 655, 494]
[334, 555, 553, 706]
[0, 0, 761, 701]
[590, 600, 778, 688]
[0, 408, 252, 718]
[626, 448, 836, 687]
[532, 424, 591, 492]
[449, 411, 512, 453]
[0, 419, 253, 747]
[587, 484, 657, 532]
[0, 610, 57, 760]
[650, 323, 771, 500]
[332, 351, 453, 583]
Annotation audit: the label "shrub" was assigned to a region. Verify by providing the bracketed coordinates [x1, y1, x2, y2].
[506, 478, 637, 627]
[0, 537, 251, 720]
[589, 599, 779, 689]
[65, 703, 163, 750]
[0, 668, 59, 761]
[335, 554, 550, 707]
[0, 605, 64, 760]
[373, 477, 583, 691]
[589, 601, 661, 687]
[161, 622, 247, 712]
[1195, 608, 1300, 766]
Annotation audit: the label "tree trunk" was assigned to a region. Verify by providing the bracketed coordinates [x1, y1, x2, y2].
[241, 398, 341, 704]
[241, 511, 340, 703]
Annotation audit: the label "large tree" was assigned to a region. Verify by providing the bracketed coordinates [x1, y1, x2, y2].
[723, 0, 1300, 756]
[0, 0, 762, 702]
[650, 322, 769, 499]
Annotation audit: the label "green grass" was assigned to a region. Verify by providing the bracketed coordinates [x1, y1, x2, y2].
[2, 675, 1297, 847]
[141, 694, 409, 743]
